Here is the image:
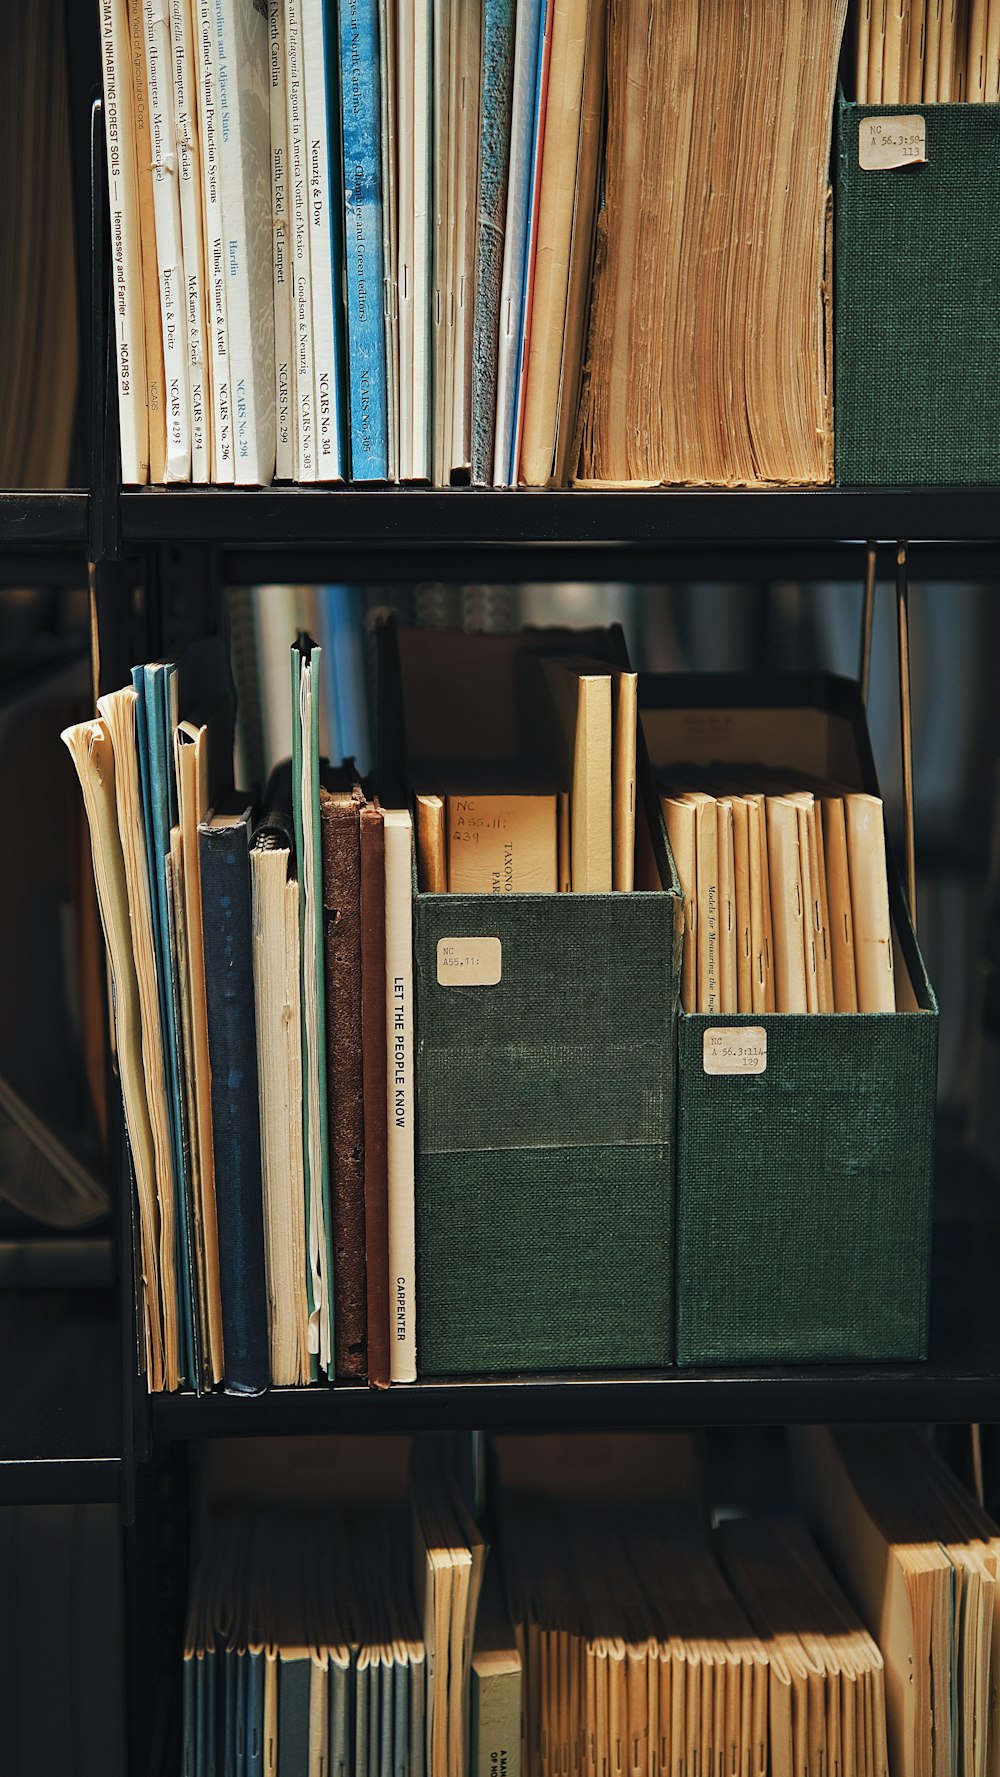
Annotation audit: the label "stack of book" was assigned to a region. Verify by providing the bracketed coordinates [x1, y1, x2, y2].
[182, 1428, 1000, 1777]
[856, 0, 1000, 102]
[63, 635, 416, 1394]
[99, 0, 846, 489]
[660, 772, 897, 1014]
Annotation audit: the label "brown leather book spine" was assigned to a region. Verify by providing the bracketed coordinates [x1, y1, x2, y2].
[360, 799, 391, 1389]
[320, 786, 367, 1378]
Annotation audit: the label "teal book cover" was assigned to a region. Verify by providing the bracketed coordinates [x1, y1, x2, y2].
[291, 637, 335, 1376]
[338, 0, 388, 479]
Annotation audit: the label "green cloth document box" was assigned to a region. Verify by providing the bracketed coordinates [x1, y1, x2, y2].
[379, 622, 682, 1376]
[835, 94, 1000, 485]
[640, 673, 938, 1367]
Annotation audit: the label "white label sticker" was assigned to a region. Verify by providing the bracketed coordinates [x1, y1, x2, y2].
[703, 1026, 768, 1076]
[859, 116, 927, 170]
[437, 937, 503, 987]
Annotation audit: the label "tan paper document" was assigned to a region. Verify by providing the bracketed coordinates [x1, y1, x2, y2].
[446, 791, 558, 893]
[821, 797, 858, 1012]
[731, 798, 753, 1013]
[611, 670, 637, 892]
[534, 657, 613, 893]
[765, 797, 807, 1014]
[415, 792, 447, 892]
[661, 796, 697, 1013]
[716, 797, 737, 1014]
[685, 792, 720, 1014]
[844, 794, 895, 1012]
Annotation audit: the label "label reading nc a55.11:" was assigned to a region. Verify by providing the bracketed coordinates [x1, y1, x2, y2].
[703, 1027, 767, 1076]
[437, 937, 503, 986]
[859, 116, 927, 169]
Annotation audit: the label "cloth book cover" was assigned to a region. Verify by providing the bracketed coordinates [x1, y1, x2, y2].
[379, 619, 681, 1376]
[640, 672, 939, 1368]
[835, 96, 1000, 485]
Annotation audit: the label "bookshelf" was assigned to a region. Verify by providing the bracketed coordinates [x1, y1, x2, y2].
[3, 4, 1000, 1771]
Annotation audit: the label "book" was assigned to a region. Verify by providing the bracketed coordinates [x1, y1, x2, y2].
[195, 0, 235, 481]
[551, 0, 605, 487]
[661, 795, 697, 1012]
[360, 797, 390, 1388]
[493, 0, 544, 485]
[518, 0, 589, 487]
[251, 807, 311, 1386]
[141, 0, 192, 481]
[383, 806, 417, 1383]
[63, 719, 166, 1388]
[576, 0, 847, 486]
[319, 778, 368, 1380]
[213, 0, 276, 484]
[844, 793, 896, 1013]
[415, 791, 447, 891]
[285, 0, 314, 480]
[99, 0, 150, 485]
[338, 0, 389, 480]
[268, 0, 293, 480]
[398, 0, 433, 480]
[302, 0, 347, 481]
[291, 636, 334, 1375]
[174, 720, 225, 1386]
[765, 795, 808, 1014]
[470, 1559, 521, 1777]
[378, 0, 399, 479]
[449, 0, 484, 480]
[168, 0, 211, 482]
[509, 0, 552, 484]
[445, 788, 558, 893]
[528, 655, 612, 892]
[470, 0, 516, 486]
[199, 802, 269, 1394]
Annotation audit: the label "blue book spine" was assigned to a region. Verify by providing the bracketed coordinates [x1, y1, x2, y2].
[199, 806, 269, 1394]
[471, 0, 516, 486]
[246, 1650, 265, 1777]
[338, 0, 389, 480]
[494, 0, 543, 483]
[321, 585, 372, 771]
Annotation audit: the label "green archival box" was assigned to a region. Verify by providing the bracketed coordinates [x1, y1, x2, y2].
[835, 94, 1000, 485]
[378, 622, 682, 1377]
[640, 673, 938, 1367]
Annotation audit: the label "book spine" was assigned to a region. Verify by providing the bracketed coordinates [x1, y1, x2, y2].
[302, 0, 347, 480]
[492, 0, 543, 485]
[360, 801, 390, 1387]
[269, 0, 294, 479]
[471, 1669, 522, 1777]
[213, 0, 276, 485]
[397, 0, 415, 477]
[471, 0, 516, 486]
[320, 793, 368, 1379]
[170, 0, 211, 481]
[378, 0, 399, 480]
[383, 811, 417, 1382]
[126, 0, 167, 482]
[99, 0, 150, 485]
[411, 0, 433, 479]
[285, 0, 315, 479]
[450, 0, 482, 476]
[511, 0, 553, 484]
[196, 0, 234, 480]
[143, 0, 192, 480]
[431, 0, 452, 488]
[199, 816, 269, 1393]
[338, 0, 389, 480]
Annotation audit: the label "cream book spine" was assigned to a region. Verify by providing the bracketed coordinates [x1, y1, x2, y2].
[822, 798, 858, 1011]
[100, 0, 150, 485]
[301, 0, 345, 481]
[686, 792, 719, 1014]
[195, 0, 235, 480]
[174, 722, 225, 1384]
[268, 0, 293, 479]
[716, 796, 737, 1014]
[415, 792, 447, 891]
[731, 797, 753, 1013]
[432, 0, 454, 486]
[214, 0, 276, 485]
[661, 796, 696, 1013]
[169, 0, 211, 481]
[611, 669, 637, 893]
[844, 793, 896, 1013]
[63, 718, 165, 1390]
[285, 0, 314, 480]
[413, 0, 434, 478]
[127, 0, 166, 482]
[519, 0, 589, 486]
[537, 658, 612, 893]
[142, 0, 192, 480]
[384, 808, 418, 1383]
[765, 796, 808, 1014]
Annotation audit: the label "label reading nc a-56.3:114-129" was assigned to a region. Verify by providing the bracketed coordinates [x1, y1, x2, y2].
[703, 1027, 767, 1076]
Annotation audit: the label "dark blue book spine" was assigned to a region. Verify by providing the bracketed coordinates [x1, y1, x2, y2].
[471, 0, 516, 485]
[199, 812, 269, 1393]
